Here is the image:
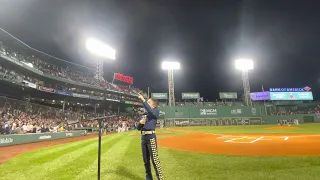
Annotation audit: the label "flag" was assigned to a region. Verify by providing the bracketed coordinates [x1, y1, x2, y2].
[262, 84, 264, 92]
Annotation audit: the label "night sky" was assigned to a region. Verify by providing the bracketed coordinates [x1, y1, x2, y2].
[0, 0, 320, 101]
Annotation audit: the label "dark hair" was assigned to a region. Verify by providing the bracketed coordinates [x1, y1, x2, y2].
[150, 98, 159, 106]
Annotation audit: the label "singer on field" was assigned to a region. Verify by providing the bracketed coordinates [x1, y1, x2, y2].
[137, 93, 164, 180]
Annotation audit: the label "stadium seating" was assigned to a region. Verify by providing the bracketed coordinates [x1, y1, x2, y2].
[0, 96, 138, 135]
[0, 42, 139, 96]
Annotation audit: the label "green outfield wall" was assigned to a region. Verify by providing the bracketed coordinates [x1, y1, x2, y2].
[0, 130, 87, 147]
[159, 106, 320, 125]
[159, 106, 265, 118]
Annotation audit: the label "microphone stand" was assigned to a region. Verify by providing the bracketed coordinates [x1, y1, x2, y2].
[87, 115, 117, 180]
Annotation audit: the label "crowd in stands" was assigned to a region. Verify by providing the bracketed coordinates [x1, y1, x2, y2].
[277, 119, 299, 125]
[0, 65, 138, 102]
[73, 114, 137, 133]
[0, 97, 139, 135]
[0, 42, 138, 96]
[271, 105, 320, 115]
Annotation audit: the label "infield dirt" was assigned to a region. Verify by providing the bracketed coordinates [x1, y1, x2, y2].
[158, 132, 320, 156]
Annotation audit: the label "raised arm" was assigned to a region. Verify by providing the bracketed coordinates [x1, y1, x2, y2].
[138, 93, 160, 119]
[143, 101, 159, 119]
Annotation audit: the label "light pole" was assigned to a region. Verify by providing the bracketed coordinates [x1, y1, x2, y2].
[161, 61, 180, 107]
[86, 38, 116, 84]
[235, 59, 253, 106]
[86, 38, 115, 180]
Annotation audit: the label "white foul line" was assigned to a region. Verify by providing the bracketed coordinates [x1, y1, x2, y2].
[217, 136, 227, 139]
[250, 136, 264, 143]
[225, 136, 248, 143]
[284, 137, 289, 141]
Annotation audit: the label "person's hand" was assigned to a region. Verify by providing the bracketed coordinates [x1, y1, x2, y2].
[138, 94, 145, 102]
[139, 119, 146, 124]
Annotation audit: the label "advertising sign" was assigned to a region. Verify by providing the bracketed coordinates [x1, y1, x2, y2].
[0, 137, 13, 145]
[151, 93, 168, 99]
[182, 92, 200, 99]
[231, 109, 242, 115]
[219, 92, 237, 99]
[22, 80, 37, 89]
[113, 72, 133, 84]
[250, 91, 270, 101]
[106, 98, 120, 102]
[269, 86, 311, 92]
[73, 93, 89, 99]
[89, 95, 105, 100]
[200, 109, 217, 116]
[125, 101, 133, 104]
[37, 86, 55, 93]
[270, 92, 313, 100]
[56, 90, 73, 96]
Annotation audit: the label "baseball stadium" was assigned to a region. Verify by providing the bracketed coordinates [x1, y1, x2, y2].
[1, 4, 320, 180]
[1, 30, 320, 180]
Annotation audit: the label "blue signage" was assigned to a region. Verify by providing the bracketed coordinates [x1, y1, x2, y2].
[270, 92, 313, 101]
[269, 86, 311, 92]
[56, 90, 73, 96]
[250, 91, 270, 101]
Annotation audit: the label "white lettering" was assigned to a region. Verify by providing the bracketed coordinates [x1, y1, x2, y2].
[200, 109, 217, 115]
[39, 135, 51, 140]
[0, 138, 13, 144]
[66, 133, 73, 137]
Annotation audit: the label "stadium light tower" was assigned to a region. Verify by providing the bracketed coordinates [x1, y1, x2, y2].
[235, 59, 253, 106]
[161, 61, 180, 107]
[85, 38, 115, 180]
[86, 38, 116, 84]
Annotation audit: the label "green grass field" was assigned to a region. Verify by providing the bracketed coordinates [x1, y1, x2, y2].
[1, 124, 320, 180]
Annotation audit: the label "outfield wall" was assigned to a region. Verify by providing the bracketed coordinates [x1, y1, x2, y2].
[159, 106, 265, 118]
[0, 130, 87, 147]
[159, 106, 320, 125]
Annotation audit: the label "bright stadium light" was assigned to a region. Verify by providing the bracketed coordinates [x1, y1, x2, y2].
[161, 61, 180, 107]
[86, 38, 116, 60]
[161, 61, 180, 70]
[235, 59, 253, 70]
[235, 59, 253, 106]
[86, 38, 116, 84]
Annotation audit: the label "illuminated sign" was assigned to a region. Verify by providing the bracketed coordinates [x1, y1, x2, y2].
[22, 80, 37, 89]
[125, 101, 133, 104]
[114, 73, 133, 84]
[270, 92, 313, 101]
[37, 86, 55, 93]
[182, 92, 200, 99]
[219, 92, 237, 99]
[269, 86, 311, 92]
[250, 91, 270, 101]
[151, 93, 168, 99]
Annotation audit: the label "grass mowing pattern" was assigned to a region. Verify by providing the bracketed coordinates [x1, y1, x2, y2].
[1, 124, 320, 180]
